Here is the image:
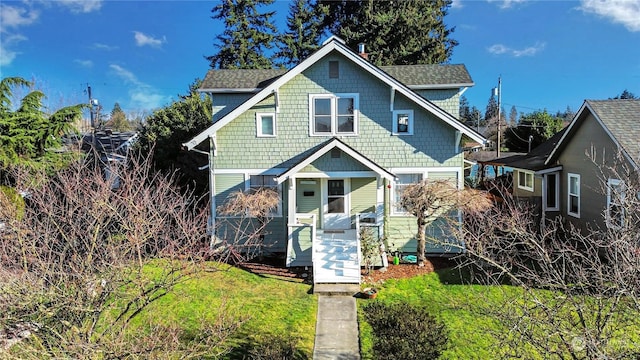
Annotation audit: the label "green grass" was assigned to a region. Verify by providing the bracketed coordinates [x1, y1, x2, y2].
[129, 263, 317, 358]
[358, 267, 640, 359]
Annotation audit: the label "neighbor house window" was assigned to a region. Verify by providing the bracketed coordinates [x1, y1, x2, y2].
[607, 178, 624, 229]
[543, 172, 559, 211]
[393, 173, 423, 214]
[248, 175, 282, 216]
[392, 110, 414, 135]
[517, 170, 534, 192]
[309, 94, 358, 136]
[567, 173, 580, 218]
[256, 113, 276, 137]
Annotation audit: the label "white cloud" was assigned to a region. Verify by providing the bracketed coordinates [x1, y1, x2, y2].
[74, 59, 93, 68]
[133, 31, 166, 48]
[580, 0, 640, 32]
[487, 0, 527, 9]
[92, 42, 118, 51]
[56, 0, 103, 14]
[488, 42, 545, 57]
[109, 64, 169, 111]
[0, 4, 39, 29]
[451, 0, 464, 9]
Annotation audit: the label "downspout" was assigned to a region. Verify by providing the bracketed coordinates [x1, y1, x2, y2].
[191, 134, 217, 248]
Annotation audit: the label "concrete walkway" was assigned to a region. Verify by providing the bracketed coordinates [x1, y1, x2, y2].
[313, 295, 361, 360]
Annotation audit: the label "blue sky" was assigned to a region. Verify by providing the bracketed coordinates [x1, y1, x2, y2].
[1, 0, 639, 120]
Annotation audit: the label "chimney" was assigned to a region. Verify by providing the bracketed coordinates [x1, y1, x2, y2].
[358, 43, 368, 60]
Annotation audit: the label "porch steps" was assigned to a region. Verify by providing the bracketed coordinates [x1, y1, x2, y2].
[313, 230, 361, 284]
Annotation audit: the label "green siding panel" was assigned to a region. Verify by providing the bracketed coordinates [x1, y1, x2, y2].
[301, 149, 371, 173]
[213, 52, 462, 171]
[351, 177, 377, 214]
[215, 174, 244, 206]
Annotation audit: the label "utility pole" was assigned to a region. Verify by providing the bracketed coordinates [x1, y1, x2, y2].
[494, 76, 502, 158]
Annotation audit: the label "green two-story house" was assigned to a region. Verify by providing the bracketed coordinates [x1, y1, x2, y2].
[184, 36, 486, 283]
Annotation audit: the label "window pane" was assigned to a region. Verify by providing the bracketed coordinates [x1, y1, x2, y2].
[337, 98, 354, 115]
[546, 174, 557, 208]
[337, 115, 354, 132]
[328, 196, 344, 213]
[397, 173, 422, 184]
[328, 180, 344, 196]
[314, 98, 331, 115]
[397, 114, 409, 132]
[569, 195, 579, 214]
[569, 176, 578, 194]
[261, 115, 274, 135]
[314, 115, 331, 133]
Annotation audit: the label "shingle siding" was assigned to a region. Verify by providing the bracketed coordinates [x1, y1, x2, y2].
[214, 53, 461, 170]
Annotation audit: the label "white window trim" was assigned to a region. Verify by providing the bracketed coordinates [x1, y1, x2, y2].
[567, 173, 580, 218]
[517, 170, 534, 192]
[392, 109, 414, 135]
[542, 172, 559, 212]
[390, 169, 462, 216]
[256, 112, 276, 137]
[309, 93, 359, 136]
[392, 172, 424, 216]
[606, 178, 624, 229]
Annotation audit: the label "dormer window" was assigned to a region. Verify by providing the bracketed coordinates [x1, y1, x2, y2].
[392, 110, 414, 135]
[309, 93, 359, 136]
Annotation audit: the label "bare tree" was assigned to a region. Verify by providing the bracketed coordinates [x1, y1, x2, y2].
[453, 154, 640, 358]
[0, 154, 244, 357]
[398, 179, 491, 266]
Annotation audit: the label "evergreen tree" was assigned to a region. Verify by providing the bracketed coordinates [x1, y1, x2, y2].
[275, 0, 328, 68]
[504, 110, 564, 152]
[612, 89, 638, 99]
[206, 0, 277, 69]
[317, 0, 458, 66]
[485, 94, 498, 122]
[137, 80, 212, 195]
[106, 102, 133, 131]
[0, 76, 83, 168]
[459, 94, 471, 122]
[508, 105, 518, 127]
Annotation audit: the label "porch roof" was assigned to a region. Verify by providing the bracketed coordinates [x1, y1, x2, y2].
[275, 137, 397, 184]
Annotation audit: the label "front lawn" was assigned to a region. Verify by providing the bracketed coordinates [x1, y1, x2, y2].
[123, 263, 317, 359]
[359, 265, 640, 359]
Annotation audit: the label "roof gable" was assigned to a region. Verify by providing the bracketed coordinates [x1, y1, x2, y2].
[546, 99, 640, 169]
[276, 138, 396, 184]
[184, 37, 486, 150]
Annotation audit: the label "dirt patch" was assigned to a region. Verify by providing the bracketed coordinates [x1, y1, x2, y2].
[239, 255, 454, 285]
[361, 257, 453, 285]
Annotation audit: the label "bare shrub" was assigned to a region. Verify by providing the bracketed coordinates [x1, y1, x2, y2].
[453, 155, 640, 358]
[211, 187, 279, 264]
[0, 154, 242, 357]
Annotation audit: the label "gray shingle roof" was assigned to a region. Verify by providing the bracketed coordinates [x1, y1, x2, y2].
[200, 69, 288, 91]
[379, 64, 473, 87]
[587, 99, 640, 166]
[482, 128, 567, 171]
[199, 64, 472, 92]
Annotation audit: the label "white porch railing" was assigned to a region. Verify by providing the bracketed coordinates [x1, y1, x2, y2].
[286, 213, 316, 267]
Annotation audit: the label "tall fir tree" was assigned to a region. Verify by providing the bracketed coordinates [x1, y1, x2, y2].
[206, 0, 277, 69]
[508, 105, 518, 127]
[485, 94, 498, 122]
[275, 0, 328, 68]
[317, 0, 458, 66]
[106, 102, 133, 131]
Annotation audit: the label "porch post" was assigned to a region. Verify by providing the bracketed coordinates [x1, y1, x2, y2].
[287, 176, 296, 226]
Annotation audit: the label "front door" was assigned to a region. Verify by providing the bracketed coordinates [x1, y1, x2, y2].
[323, 179, 351, 229]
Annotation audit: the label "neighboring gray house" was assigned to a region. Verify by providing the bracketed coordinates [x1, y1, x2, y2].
[183, 36, 486, 283]
[544, 99, 640, 231]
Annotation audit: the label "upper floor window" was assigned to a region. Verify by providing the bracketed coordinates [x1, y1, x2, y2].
[517, 170, 534, 192]
[392, 110, 414, 135]
[567, 173, 580, 218]
[309, 94, 358, 136]
[256, 113, 276, 137]
[607, 178, 625, 229]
